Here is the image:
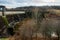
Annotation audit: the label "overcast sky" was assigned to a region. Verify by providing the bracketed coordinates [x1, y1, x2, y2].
[0, 0, 60, 8]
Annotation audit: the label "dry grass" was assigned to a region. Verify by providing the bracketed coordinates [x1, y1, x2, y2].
[9, 18, 36, 40]
[9, 17, 60, 40]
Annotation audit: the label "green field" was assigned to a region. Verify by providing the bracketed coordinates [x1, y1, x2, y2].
[0, 38, 9, 40]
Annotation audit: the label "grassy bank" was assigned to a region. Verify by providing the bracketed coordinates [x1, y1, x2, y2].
[0, 38, 9, 40]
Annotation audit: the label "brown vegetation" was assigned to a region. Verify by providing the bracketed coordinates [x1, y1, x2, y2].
[9, 17, 60, 40]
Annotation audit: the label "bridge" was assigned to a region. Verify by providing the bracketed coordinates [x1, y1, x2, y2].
[0, 11, 25, 16]
[0, 6, 25, 16]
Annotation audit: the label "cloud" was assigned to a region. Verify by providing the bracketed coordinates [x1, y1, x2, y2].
[0, 0, 12, 4]
[49, 0, 55, 2]
[15, 0, 31, 3]
[0, 0, 60, 8]
[31, 0, 55, 3]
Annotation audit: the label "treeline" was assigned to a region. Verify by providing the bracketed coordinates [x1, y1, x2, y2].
[6, 6, 60, 11]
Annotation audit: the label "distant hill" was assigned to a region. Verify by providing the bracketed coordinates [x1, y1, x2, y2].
[0, 6, 60, 11]
[6, 6, 60, 11]
[14, 6, 60, 10]
[51, 6, 60, 9]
